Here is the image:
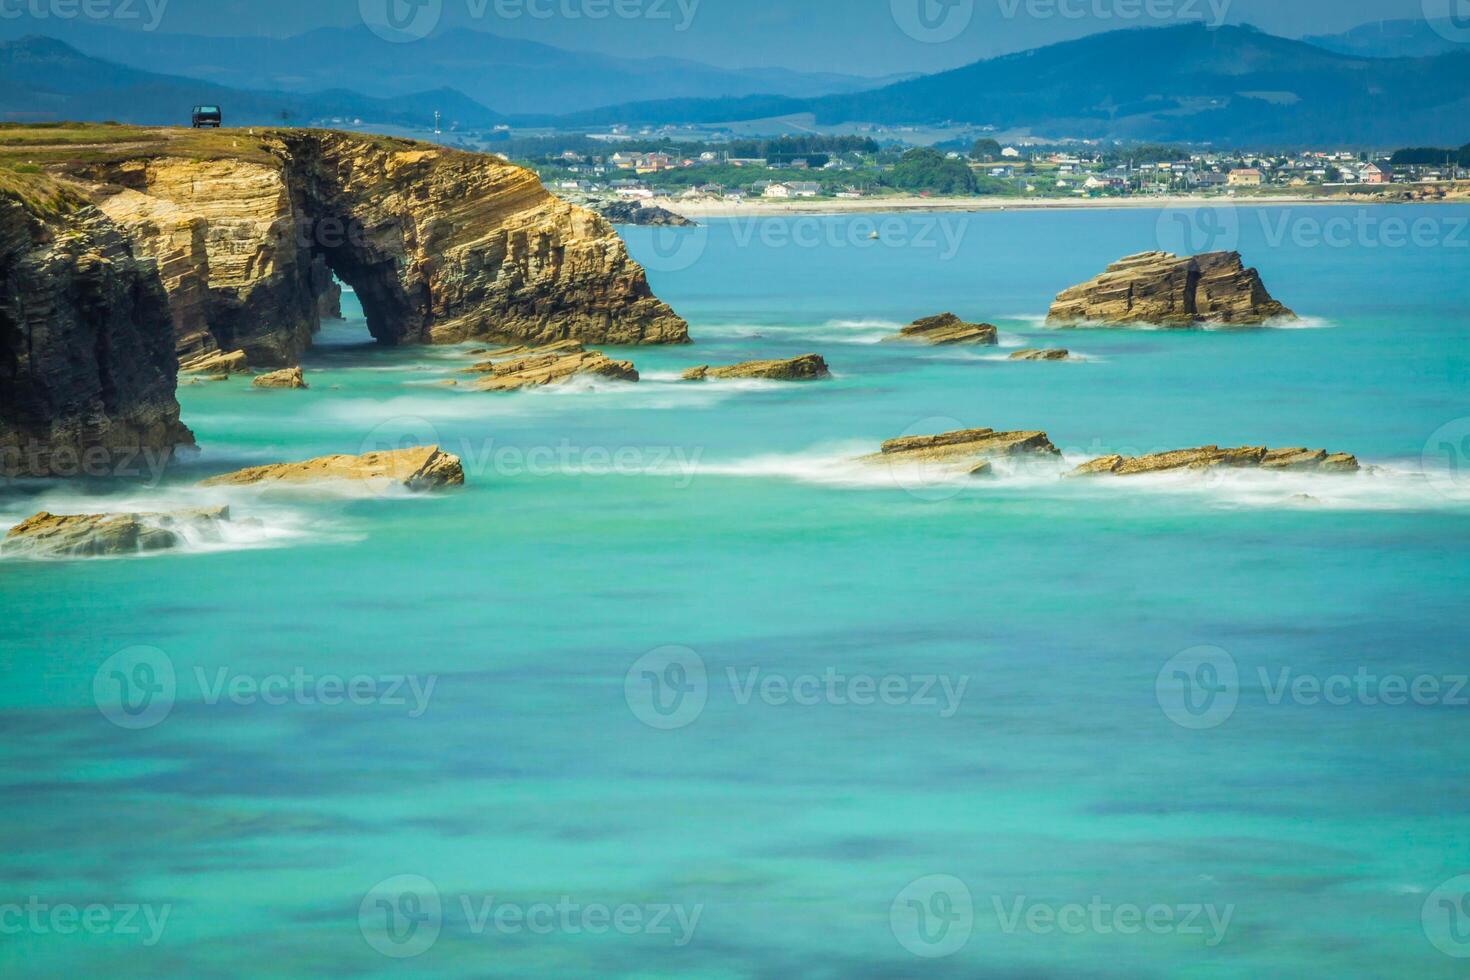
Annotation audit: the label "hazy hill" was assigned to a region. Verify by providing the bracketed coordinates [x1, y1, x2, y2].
[0, 21, 900, 116]
[0, 37, 502, 129]
[1304, 19, 1465, 58]
[554, 25, 1470, 146]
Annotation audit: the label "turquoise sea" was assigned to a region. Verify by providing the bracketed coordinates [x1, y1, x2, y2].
[3, 204, 1469, 977]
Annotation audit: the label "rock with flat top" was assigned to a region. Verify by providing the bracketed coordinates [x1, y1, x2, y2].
[885, 313, 998, 346]
[1047, 251, 1295, 326]
[252, 367, 308, 389]
[682, 355, 830, 382]
[198, 446, 464, 490]
[1009, 348, 1071, 361]
[3, 507, 231, 558]
[1070, 446, 1359, 476]
[462, 341, 638, 391]
[860, 428, 1059, 480]
[181, 349, 249, 375]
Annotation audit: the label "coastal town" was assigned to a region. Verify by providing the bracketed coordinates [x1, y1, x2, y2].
[507, 132, 1470, 206]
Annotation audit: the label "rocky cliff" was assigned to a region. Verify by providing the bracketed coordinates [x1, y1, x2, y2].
[1047, 251, 1295, 326]
[0, 173, 192, 478]
[71, 131, 687, 365]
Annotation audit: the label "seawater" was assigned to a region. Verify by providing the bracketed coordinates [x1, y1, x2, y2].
[2, 205, 1468, 977]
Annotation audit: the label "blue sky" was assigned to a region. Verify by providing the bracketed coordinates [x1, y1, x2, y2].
[10, 0, 1445, 74]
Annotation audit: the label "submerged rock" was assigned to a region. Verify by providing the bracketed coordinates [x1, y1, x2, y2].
[682, 355, 830, 382]
[1071, 446, 1360, 476]
[198, 446, 464, 490]
[1047, 251, 1295, 326]
[885, 313, 998, 346]
[1009, 348, 1072, 361]
[252, 367, 308, 389]
[3, 507, 231, 559]
[462, 341, 638, 391]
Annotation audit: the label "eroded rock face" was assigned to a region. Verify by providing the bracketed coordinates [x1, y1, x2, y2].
[2, 507, 230, 558]
[253, 367, 308, 389]
[885, 313, 998, 346]
[1071, 446, 1359, 476]
[461, 340, 638, 391]
[1047, 251, 1295, 326]
[682, 355, 830, 382]
[198, 446, 464, 489]
[1009, 348, 1071, 361]
[69, 131, 688, 368]
[0, 188, 193, 478]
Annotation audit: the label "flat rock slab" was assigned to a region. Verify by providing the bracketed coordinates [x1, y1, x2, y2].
[1071, 446, 1359, 476]
[1047, 251, 1295, 326]
[1009, 348, 1072, 361]
[682, 355, 830, 381]
[3, 507, 231, 559]
[198, 446, 464, 490]
[181, 349, 249, 375]
[885, 313, 998, 346]
[462, 341, 638, 391]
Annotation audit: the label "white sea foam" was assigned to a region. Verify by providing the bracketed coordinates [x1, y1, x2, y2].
[692, 319, 899, 345]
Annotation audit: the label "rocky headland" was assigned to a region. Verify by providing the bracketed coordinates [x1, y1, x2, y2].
[885, 313, 998, 346]
[1071, 446, 1360, 476]
[1047, 251, 1295, 326]
[682, 355, 830, 382]
[587, 198, 698, 227]
[0, 126, 689, 478]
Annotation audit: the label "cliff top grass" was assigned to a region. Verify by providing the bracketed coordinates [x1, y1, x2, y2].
[0, 168, 84, 221]
[0, 123, 284, 168]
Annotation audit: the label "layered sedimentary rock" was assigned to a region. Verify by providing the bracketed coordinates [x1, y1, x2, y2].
[2, 507, 229, 558]
[864, 428, 1060, 476]
[461, 340, 638, 391]
[885, 313, 998, 346]
[63, 130, 688, 369]
[682, 355, 830, 381]
[198, 446, 464, 489]
[590, 199, 697, 227]
[1047, 251, 1295, 326]
[253, 367, 308, 389]
[1009, 348, 1072, 361]
[0, 177, 193, 478]
[1071, 446, 1360, 476]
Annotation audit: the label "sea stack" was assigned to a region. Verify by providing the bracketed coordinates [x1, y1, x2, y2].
[1047, 251, 1295, 326]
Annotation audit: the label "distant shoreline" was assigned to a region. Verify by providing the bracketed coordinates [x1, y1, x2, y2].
[660, 189, 1470, 219]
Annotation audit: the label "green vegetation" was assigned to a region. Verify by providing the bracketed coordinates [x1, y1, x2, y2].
[882, 148, 976, 195]
[1390, 144, 1470, 167]
[969, 138, 1002, 161]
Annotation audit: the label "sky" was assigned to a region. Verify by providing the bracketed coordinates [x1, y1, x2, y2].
[5, 0, 1444, 75]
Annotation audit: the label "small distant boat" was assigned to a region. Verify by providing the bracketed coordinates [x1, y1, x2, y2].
[868, 231, 880, 240]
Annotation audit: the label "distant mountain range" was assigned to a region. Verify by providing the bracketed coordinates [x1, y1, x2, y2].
[0, 36, 504, 129]
[1304, 18, 1467, 58]
[549, 25, 1470, 146]
[0, 21, 905, 116]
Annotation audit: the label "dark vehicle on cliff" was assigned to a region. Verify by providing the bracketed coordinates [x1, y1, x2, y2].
[191, 105, 222, 128]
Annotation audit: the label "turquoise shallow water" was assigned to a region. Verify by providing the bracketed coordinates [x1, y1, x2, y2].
[2, 205, 1469, 977]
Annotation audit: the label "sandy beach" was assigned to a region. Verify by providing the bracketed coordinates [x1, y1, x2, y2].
[660, 186, 1470, 219]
